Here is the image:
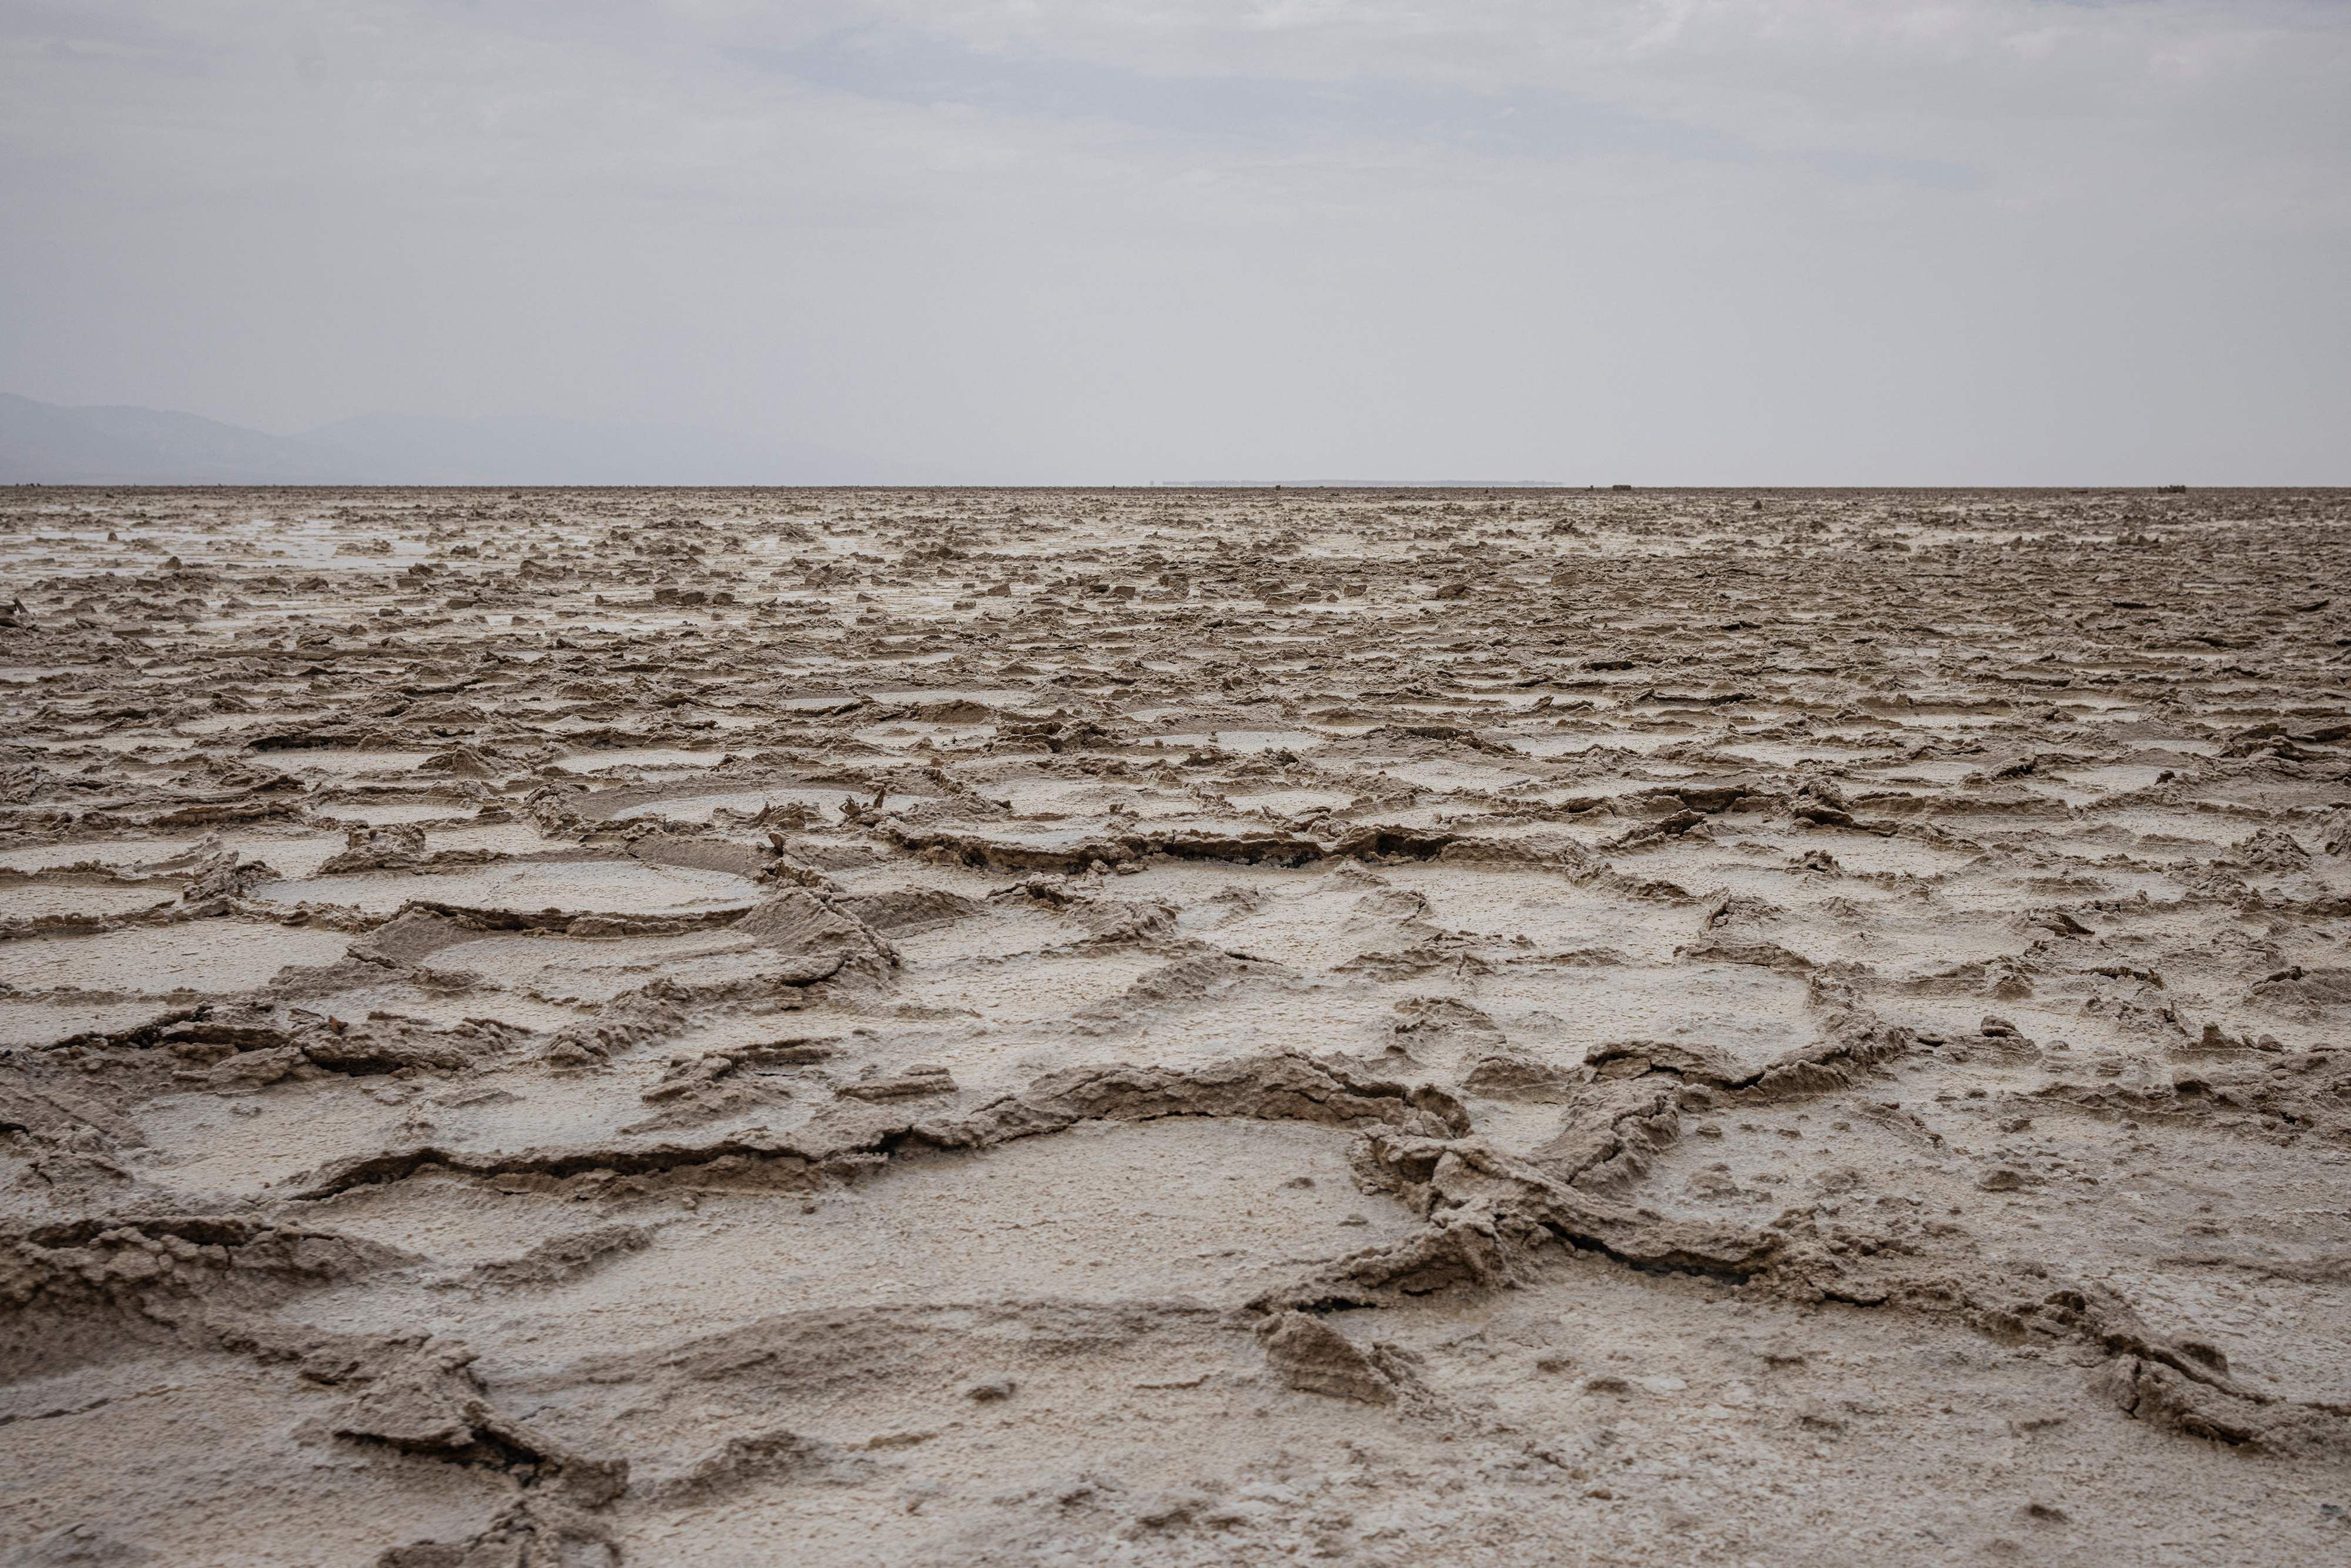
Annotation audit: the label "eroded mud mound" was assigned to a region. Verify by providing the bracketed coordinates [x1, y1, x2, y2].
[2, 485, 2349, 1564]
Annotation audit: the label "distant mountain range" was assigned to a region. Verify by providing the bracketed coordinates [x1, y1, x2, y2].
[0, 393, 903, 485]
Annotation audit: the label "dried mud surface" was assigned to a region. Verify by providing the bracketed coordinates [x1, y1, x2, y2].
[2, 485, 2349, 1565]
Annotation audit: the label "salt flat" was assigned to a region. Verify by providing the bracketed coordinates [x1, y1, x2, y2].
[2, 485, 2347, 1564]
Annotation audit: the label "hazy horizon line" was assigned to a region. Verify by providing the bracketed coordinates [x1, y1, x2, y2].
[9, 481, 2317, 494]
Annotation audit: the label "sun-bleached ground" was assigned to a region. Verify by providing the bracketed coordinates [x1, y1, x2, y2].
[2, 485, 2348, 1565]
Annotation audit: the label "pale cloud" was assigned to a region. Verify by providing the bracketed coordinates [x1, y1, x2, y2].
[0, 0, 2343, 480]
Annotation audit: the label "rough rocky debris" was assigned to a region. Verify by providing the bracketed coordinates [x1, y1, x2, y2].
[1, 484, 2349, 1563]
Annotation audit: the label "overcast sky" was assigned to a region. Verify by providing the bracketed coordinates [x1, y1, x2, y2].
[3, 1, 2345, 483]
